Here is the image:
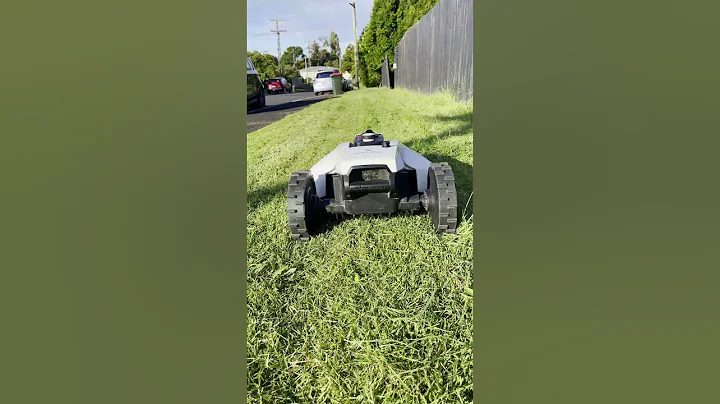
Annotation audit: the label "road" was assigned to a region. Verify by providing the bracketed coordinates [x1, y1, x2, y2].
[247, 92, 333, 133]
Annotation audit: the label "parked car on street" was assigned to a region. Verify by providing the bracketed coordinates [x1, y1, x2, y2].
[265, 77, 291, 94]
[312, 69, 340, 95]
[247, 57, 265, 110]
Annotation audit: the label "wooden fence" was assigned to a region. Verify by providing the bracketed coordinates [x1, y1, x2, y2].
[393, 0, 473, 100]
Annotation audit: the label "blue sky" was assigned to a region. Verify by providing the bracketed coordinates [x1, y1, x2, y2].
[247, 0, 374, 59]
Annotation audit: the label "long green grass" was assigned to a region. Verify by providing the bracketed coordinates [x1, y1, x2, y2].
[247, 88, 473, 403]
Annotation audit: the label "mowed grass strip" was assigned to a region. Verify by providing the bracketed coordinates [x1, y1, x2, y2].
[247, 88, 473, 403]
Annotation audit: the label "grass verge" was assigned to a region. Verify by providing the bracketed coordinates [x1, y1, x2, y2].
[247, 88, 473, 403]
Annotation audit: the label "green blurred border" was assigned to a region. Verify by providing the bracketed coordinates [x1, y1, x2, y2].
[475, 1, 719, 403]
[472, 2, 480, 399]
[240, 0, 248, 396]
[3, 0, 248, 402]
[240, 1, 248, 401]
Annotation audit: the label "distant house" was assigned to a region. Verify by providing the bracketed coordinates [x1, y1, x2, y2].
[298, 66, 337, 82]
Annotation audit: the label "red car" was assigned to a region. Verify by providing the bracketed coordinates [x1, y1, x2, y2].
[265, 77, 291, 94]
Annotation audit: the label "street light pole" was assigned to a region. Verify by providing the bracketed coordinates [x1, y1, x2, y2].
[350, 2, 360, 89]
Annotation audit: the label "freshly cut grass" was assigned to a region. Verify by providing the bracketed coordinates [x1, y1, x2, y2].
[247, 88, 473, 403]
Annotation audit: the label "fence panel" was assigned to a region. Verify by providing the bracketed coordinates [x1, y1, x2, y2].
[394, 0, 473, 101]
[381, 55, 393, 88]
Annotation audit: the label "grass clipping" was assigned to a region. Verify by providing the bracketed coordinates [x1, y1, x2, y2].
[247, 88, 473, 403]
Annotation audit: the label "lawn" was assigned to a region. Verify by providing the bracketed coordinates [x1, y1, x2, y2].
[247, 88, 473, 403]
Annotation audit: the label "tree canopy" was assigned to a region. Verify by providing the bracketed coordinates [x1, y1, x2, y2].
[280, 46, 305, 67]
[308, 32, 341, 68]
[248, 46, 310, 82]
[329, 31, 341, 62]
[280, 46, 306, 79]
[341, 44, 355, 75]
[247, 51, 279, 81]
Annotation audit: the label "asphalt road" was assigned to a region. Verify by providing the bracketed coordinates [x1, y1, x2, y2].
[247, 92, 333, 133]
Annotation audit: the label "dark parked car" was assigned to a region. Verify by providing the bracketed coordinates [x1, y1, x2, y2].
[247, 58, 265, 110]
[265, 77, 291, 94]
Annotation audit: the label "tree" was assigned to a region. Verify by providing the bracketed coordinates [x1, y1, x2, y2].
[396, 0, 440, 34]
[280, 46, 305, 79]
[309, 40, 322, 66]
[247, 51, 279, 81]
[341, 44, 355, 74]
[329, 31, 341, 62]
[318, 36, 332, 66]
[280, 46, 305, 67]
[358, 44, 375, 88]
[359, 0, 399, 87]
[309, 35, 342, 67]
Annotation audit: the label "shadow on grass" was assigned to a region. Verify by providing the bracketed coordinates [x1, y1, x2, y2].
[431, 110, 473, 138]
[247, 97, 331, 115]
[247, 181, 288, 211]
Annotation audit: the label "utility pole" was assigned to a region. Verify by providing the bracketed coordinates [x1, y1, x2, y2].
[306, 41, 313, 68]
[270, 19, 286, 75]
[349, 3, 360, 89]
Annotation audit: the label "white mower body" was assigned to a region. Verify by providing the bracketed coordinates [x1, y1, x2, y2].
[310, 140, 432, 198]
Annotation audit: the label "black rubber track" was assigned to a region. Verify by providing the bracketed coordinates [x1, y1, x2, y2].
[287, 170, 319, 241]
[427, 162, 458, 234]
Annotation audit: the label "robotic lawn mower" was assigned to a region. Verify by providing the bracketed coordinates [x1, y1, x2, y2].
[287, 130, 458, 241]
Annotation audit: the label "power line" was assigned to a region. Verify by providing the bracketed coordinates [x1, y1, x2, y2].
[270, 20, 287, 75]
